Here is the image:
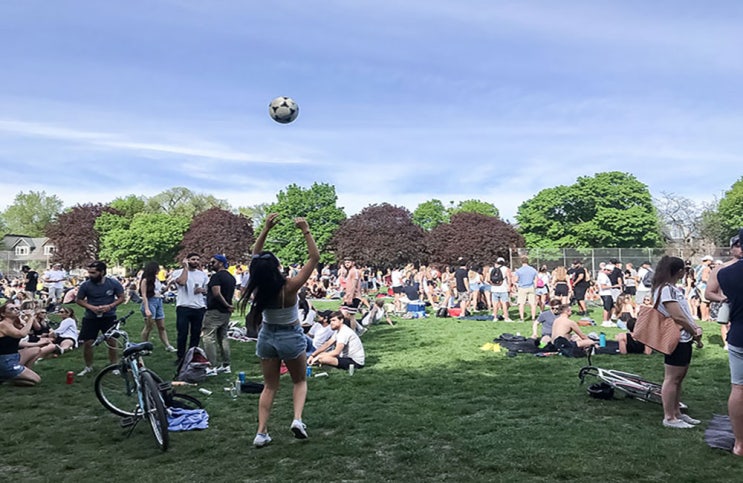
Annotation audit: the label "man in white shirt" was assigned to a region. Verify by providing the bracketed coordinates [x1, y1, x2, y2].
[169, 253, 209, 362]
[635, 261, 653, 304]
[43, 263, 67, 304]
[490, 257, 512, 321]
[307, 311, 365, 370]
[597, 264, 617, 326]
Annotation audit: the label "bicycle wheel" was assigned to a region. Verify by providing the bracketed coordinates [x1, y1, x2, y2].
[95, 364, 138, 417]
[167, 393, 204, 410]
[141, 370, 170, 451]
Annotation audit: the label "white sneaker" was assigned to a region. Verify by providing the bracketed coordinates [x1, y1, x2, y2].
[253, 433, 272, 448]
[290, 419, 308, 439]
[77, 366, 94, 377]
[217, 364, 231, 374]
[663, 418, 694, 429]
[165, 345, 177, 353]
[205, 368, 218, 377]
[679, 414, 701, 425]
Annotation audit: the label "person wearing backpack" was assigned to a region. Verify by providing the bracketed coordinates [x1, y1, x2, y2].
[636, 261, 653, 305]
[489, 257, 512, 321]
[237, 213, 319, 448]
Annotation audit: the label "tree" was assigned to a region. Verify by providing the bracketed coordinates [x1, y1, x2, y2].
[412, 199, 449, 231]
[2, 191, 63, 236]
[426, 212, 523, 266]
[516, 172, 662, 248]
[263, 183, 346, 264]
[702, 177, 743, 245]
[654, 192, 703, 246]
[110, 195, 147, 219]
[449, 199, 499, 218]
[45, 203, 114, 269]
[97, 213, 190, 269]
[145, 187, 231, 219]
[177, 208, 255, 263]
[238, 203, 269, 229]
[331, 203, 427, 268]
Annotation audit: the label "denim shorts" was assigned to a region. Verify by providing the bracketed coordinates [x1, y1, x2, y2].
[729, 344, 743, 385]
[256, 323, 306, 360]
[141, 297, 165, 319]
[491, 291, 509, 303]
[0, 353, 25, 380]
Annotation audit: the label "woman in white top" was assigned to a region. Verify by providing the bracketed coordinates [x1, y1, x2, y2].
[238, 213, 319, 448]
[652, 256, 703, 429]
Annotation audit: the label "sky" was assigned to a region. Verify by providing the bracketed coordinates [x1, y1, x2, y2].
[1, 0, 741, 222]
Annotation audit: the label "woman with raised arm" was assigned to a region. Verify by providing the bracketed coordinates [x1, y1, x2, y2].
[652, 255, 703, 429]
[0, 301, 41, 385]
[238, 213, 319, 448]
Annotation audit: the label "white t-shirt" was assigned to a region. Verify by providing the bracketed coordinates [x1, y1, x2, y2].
[391, 270, 403, 288]
[309, 323, 334, 348]
[596, 272, 612, 296]
[44, 269, 67, 289]
[55, 317, 79, 342]
[490, 266, 509, 293]
[653, 285, 694, 343]
[333, 324, 365, 365]
[362, 307, 386, 326]
[170, 268, 209, 309]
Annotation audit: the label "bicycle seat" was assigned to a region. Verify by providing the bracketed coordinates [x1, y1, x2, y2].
[123, 342, 154, 358]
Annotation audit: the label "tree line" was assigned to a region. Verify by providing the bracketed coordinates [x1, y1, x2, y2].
[1, 172, 741, 270]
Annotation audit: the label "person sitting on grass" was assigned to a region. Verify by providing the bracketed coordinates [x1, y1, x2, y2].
[306, 310, 334, 355]
[550, 304, 598, 351]
[0, 301, 41, 385]
[531, 299, 561, 347]
[18, 303, 59, 364]
[361, 298, 394, 327]
[49, 306, 79, 355]
[615, 316, 652, 355]
[307, 311, 365, 371]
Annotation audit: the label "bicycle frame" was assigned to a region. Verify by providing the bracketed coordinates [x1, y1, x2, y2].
[577, 353, 665, 405]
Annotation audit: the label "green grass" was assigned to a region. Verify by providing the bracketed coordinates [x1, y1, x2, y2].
[1, 301, 742, 482]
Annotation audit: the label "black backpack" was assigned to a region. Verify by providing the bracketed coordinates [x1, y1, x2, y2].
[642, 269, 654, 288]
[490, 266, 505, 285]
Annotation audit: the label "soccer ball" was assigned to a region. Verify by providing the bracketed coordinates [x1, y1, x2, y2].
[268, 96, 299, 124]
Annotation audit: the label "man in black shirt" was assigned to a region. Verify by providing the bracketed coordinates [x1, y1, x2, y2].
[203, 254, 236, 375]
[454, 258, 469, 314]
[22, 265, 38, 299]
[569, 260, 589, 316]
[608, 258, 624, 302]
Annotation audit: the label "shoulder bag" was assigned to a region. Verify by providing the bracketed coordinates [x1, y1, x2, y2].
[632, 284, 682, 355]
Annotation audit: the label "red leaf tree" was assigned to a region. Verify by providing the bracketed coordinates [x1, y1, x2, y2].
[425, 212, 524, 266]
[331, 203, 426, 269]
[177, 208, 255, 264]
[45, 203, 117, 269]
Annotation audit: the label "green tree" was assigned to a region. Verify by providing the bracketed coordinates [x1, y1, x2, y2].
[145, 187, 231, 219]
[97, 213, 189, 269]
[449, 199, 499, 218]
[708, 177, 743, 244]
[1, 191, 63, 236]
[238, 203, 269, 229]
[516, 172, 662, 248]
[412, 199, 449, 231]
[110, 195, 147, 219]
[263, 183, 346, 264]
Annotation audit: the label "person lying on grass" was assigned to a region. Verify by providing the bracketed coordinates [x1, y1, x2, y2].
[361, 298, 394, 327]
[307, 311, 365, 371]
[550, 304, 598, 350]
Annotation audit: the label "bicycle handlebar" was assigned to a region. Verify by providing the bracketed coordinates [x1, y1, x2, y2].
[93, 310, 136, 346]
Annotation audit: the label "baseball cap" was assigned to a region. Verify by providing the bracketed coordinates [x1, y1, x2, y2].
[701, 255, 713, 262]
[213, 254, 229, 268]
[731, 231, 742, 247]
[496, 257, 506, 263]
[604, 264, 615, 271]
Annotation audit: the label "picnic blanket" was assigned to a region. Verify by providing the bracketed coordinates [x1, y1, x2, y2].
[705, 414, 735, 452]
[491, 334, 621, 356]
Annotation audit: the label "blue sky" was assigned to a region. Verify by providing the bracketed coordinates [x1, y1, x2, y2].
[1, 0, 741, 222]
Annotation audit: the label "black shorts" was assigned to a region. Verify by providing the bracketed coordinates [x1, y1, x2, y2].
[601, 295, 614, 312]
[336, 357, 364, 370]
[554, 283, 569, 297]
[625, 333, 645, 354]
[54, 335, 77, 348]
[664, 341, 693, 367]
[392, 286, 403, 294]
[573, 284, 588, 301]
[341, 298, 361, 315]
[623, 286, 637, 296]
[79, 316, 117, 342]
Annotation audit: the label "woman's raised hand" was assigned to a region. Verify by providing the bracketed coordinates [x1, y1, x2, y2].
[265, 213, 280, 229]
[294, 217, 309, 232]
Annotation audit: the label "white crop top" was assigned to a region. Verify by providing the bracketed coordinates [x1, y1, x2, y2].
[263, 301, 299, 325]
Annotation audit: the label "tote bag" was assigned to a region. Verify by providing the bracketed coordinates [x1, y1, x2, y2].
[632, 285, 682, 355]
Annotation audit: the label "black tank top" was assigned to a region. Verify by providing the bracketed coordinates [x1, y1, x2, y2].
[0, 335, 20, 355]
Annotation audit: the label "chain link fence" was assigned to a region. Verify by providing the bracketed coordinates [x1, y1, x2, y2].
[508, 246, 735, 275]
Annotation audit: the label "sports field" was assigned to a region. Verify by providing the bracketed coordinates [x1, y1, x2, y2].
[1, 301, 740, 482]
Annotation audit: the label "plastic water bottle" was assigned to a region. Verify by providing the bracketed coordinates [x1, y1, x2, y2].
[306, 366, 312, 377]
[599, 332, 606, 348]
[348, 364, 355, 376]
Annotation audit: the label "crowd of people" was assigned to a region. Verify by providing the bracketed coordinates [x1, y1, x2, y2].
[2, 225, 743, 454]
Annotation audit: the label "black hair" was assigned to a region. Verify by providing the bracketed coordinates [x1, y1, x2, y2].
[651, 256, 685, 291]
[186, 252, 200, 259]
[142, 261, 159, 298]
[88, 260, 107, 273]
[238, 251, 286, 329]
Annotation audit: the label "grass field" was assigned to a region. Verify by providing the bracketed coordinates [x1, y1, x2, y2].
[1, 300, 742, 482]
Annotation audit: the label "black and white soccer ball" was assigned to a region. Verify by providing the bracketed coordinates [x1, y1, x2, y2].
[268, 96, 299, 124]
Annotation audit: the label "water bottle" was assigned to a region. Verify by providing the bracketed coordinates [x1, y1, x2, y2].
[306, 366, 312, 377]
[599, 332, 606, 348]
[348, 364, 355, 376]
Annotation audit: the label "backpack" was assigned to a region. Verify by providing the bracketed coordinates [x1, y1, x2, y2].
[642, 269, 654, 288]
[536, 276, 545, 288]
[175, 346, 211, 383]
[436, 307, 450, 318]
[490, 266, 505, 285]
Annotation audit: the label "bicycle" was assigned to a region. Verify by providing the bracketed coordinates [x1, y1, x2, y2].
[93, 310, 200, 451]
[577, 352, 687, 409]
